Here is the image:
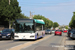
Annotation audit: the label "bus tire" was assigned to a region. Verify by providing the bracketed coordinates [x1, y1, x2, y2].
[37, 33, 39, 39]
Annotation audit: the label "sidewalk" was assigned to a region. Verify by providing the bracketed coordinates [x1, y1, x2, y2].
[64, 36, 75, 50]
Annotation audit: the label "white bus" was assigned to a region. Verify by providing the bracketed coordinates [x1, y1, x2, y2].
[13, 19, 45, 40]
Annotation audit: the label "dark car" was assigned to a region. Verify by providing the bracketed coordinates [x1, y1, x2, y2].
[70, 30, 75, 39]
[0, 29, 15, 40]
[0, 31, 2, 33]
[67, 29, 72, 37]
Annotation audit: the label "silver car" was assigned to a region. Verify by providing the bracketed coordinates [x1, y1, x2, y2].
[45, 29, 52, 34]
[51, 30, 55, 34]
[70, 30, 75, 39]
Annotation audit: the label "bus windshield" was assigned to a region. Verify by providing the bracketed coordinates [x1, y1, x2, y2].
[15, 22, 34, 33]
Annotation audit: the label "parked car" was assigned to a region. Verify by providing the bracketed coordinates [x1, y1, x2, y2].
[51, 30, 55, 34]
[63, 30, 68, 33]
[70, 30, 75, 39]
[0, 31, 2, 33]
[0, 29, 15, 40]
[45, 29, 52, 34]
[55, 30, 62, 36]
[61, 30, 63, 32]
[67, 29, 72, 37]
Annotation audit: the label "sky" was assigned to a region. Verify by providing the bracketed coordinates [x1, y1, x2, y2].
[17, 0, 75, 25]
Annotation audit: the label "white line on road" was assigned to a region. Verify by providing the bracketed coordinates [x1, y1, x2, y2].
[52, 45, 64, 47]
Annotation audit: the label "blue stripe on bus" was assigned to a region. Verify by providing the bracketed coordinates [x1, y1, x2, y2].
[35, 35, 37, 39]
[43, 34, 45, 36]
[35, 33, 45, 39]
[38, 36, 42, 38]
[35, 35, 43, 39]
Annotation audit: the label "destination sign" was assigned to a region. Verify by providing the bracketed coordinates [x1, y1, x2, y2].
[18, 20, 33, 23]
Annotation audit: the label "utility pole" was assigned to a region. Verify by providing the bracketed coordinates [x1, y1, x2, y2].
[30, 11, 32, 19]
[30, 11, 34, 19]
[9, 0, 11, 29]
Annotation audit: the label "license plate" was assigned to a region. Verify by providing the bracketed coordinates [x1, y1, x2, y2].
[57, 33, 59, 34]
[2, 36, 6, 38]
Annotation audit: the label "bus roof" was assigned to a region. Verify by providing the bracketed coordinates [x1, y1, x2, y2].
[34, 19, 45, 24]
[16, 19, 45, 24]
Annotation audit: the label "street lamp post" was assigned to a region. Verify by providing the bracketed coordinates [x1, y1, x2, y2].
[30, 11, 34, 19]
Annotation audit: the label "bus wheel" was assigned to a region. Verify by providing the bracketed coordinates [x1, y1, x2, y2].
[37, 33, 39, 39]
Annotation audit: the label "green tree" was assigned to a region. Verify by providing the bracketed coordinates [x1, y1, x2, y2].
[69, 12, 75, 28]
[19, 13, 29, 19]
[53, 22, 59, 28]
[0, 0, 21, 21]
[65, 26, 69, 29]
[33, 15, 53, 29]
[0, 0, 27, 28]
[59, 27, 62, 30]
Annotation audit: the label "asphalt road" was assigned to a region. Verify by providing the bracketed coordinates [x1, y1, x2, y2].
[0, 40, 29, 50]
[21, 33, 66, 50]
[0, 33, 66, 50]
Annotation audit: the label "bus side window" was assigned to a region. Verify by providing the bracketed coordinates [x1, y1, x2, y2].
[32, 25, 34, 30]
[36, 23, 42, 31]
[24, 23, 26, 30]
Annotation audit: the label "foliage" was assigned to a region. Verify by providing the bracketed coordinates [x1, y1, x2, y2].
[0, 0, 29, 27]
[53, 22, 59, 28]
[19, 13, 29, 19]
[33, 15, 53, 29]
[0, 0, 21, 21]
[65, 26, 69, 29]
[59, 27, 62, 30]
[69, 12, 75, 28]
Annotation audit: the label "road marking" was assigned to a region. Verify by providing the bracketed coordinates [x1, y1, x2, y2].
[9, 34, 53, 50]
[22, 34, 54, 49]
[52, 45, 64, 47]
